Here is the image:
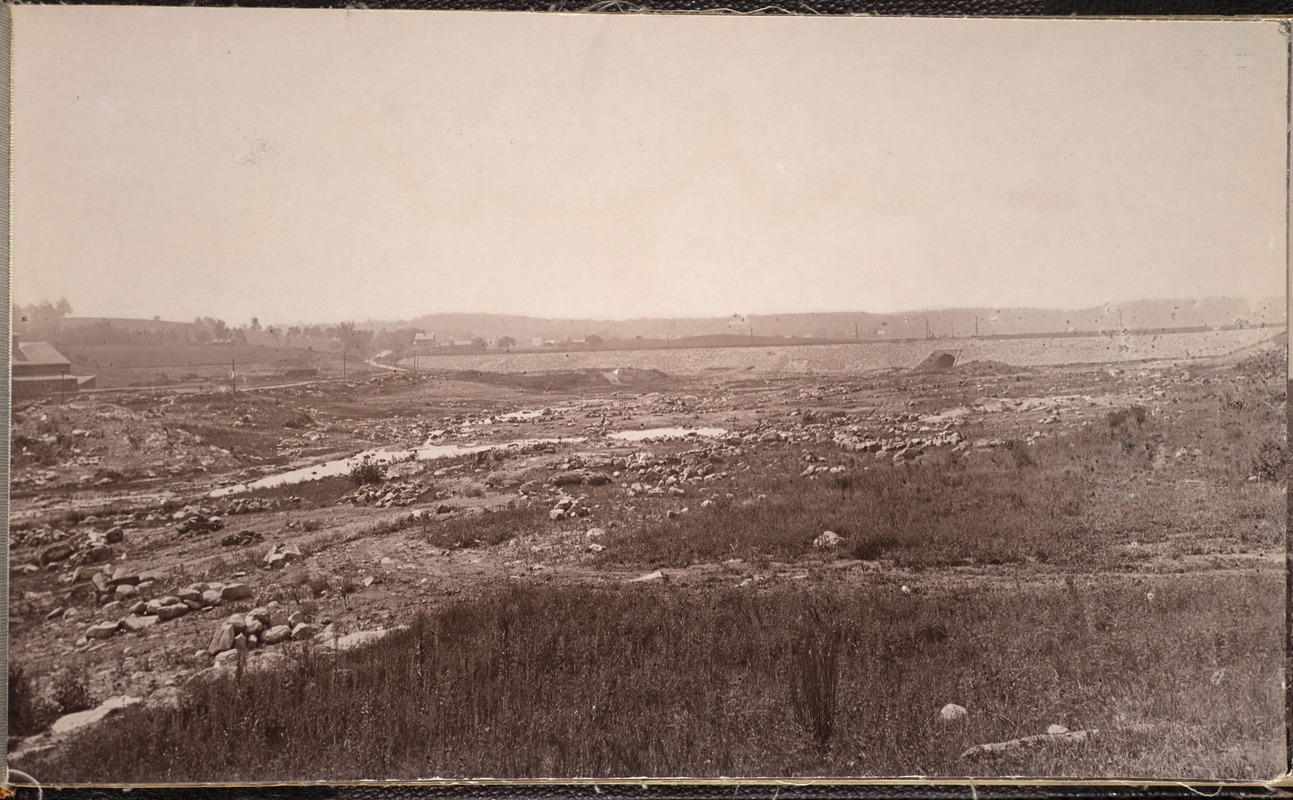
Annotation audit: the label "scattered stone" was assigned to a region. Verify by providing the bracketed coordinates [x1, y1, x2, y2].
[221, 530, 264, 548]
[814, 530, 843, 549]
[41, 543, 76, 565]
[221, 582, 253, 602]
[262, 625, 292, 645]
[120, 615, 160, 633]
[85, 621, 120, 640]
[940, 703, 968, 722]
[960, 729, 1095, 759]
[208, 623, 238, 655]
[156, 603, 189, 621]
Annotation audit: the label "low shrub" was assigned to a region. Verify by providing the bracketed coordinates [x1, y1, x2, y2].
[9, 665, 58, 737]
[349, 458, 385, 486]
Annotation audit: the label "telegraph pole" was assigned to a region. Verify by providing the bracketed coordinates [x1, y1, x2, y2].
[854, 322, 859, 343]
[231, 359, 237, 393]
[342, 348, 346, 380]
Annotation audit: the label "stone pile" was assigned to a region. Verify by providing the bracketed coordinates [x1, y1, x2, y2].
[550, 469, 614, 487]
[833, 428, 965, 461]
[263, 543, 303, 569]
[338, 480, 426, 508]
[549, 494, 591, 521]
[620, 447, 733, 497]
[224, 497, 283, 515]
[172, 504, 225, 535]
[82, 580, 254, 642]
[221, 530, 264, 547]
[207, 603, 319, 659]
[31, 531, 119, 571]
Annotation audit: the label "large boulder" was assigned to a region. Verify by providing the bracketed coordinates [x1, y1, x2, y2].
[262, 625, 292, 645]
[85, 621, 120, 640]
[41, 543, 77, 565]
[208, 622, 238, 655]
[156, 603, 189, 621]
[120, 615, 159, 633]
[221, 582, 253, 602]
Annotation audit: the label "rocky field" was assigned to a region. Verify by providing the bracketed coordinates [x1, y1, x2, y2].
[7, 334, 1287, 782]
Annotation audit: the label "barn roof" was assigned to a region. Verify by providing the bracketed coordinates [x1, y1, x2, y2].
[14, 340, 71, 367]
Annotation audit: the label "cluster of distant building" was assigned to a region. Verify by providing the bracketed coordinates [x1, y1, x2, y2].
[411, 332, 597, 349]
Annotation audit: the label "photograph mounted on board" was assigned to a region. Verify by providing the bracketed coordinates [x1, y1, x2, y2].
[7, 6, 1289, 784]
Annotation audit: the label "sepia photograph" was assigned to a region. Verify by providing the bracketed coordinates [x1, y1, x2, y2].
[7, 6, 1289, 784]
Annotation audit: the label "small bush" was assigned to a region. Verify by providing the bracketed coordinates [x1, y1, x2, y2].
[282, 411, 315, 430]
[1250, 439, 1288, 482]
[52, 673, 94, 715]
[849, 530, 902, 561]
[349, 458, 385, 486]
[9, 665, 58, 737]
[1003, 439, 1035, 469]
[1107, 406, 1147, 429]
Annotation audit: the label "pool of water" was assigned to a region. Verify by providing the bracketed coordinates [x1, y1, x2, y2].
[608, 427, 728, 442]
[209, 437, 585, 497]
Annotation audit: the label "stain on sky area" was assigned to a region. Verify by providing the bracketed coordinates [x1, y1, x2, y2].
[237, 137, 278, 166]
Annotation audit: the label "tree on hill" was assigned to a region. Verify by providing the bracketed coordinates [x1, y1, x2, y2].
[497, 336, 516, 352]
[585, 334, 604, 349]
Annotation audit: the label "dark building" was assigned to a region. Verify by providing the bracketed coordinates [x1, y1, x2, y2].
[12, 336, 94, 399]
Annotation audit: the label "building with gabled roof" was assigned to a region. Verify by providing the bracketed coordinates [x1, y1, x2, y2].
[12, 336, 94, 399]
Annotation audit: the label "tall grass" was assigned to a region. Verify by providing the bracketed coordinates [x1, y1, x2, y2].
[23, 574, 1283, 782]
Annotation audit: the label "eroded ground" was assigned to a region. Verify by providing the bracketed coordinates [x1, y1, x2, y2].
[8, 341, 1288, 780]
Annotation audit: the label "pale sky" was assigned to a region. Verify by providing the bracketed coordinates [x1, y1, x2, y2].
[13, 9, 1290, 325]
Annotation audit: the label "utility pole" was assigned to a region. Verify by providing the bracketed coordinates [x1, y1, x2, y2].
[60, 367, 67, 404]
[231, 359, 237, 393]
[854, 322, 859, 343]
[342, 348, 346, 381]
[975, 317, 980, 338]
[1118, 309, 1124, 331]
[924, 316, 931, 340]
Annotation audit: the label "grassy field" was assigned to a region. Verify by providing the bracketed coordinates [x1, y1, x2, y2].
[59, 344, 332, 370]
[28, 575, 1282, 782]
[54, 344, 377, 389]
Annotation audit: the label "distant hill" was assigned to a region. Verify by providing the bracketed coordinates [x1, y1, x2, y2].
[365, 297, 1284, 344]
